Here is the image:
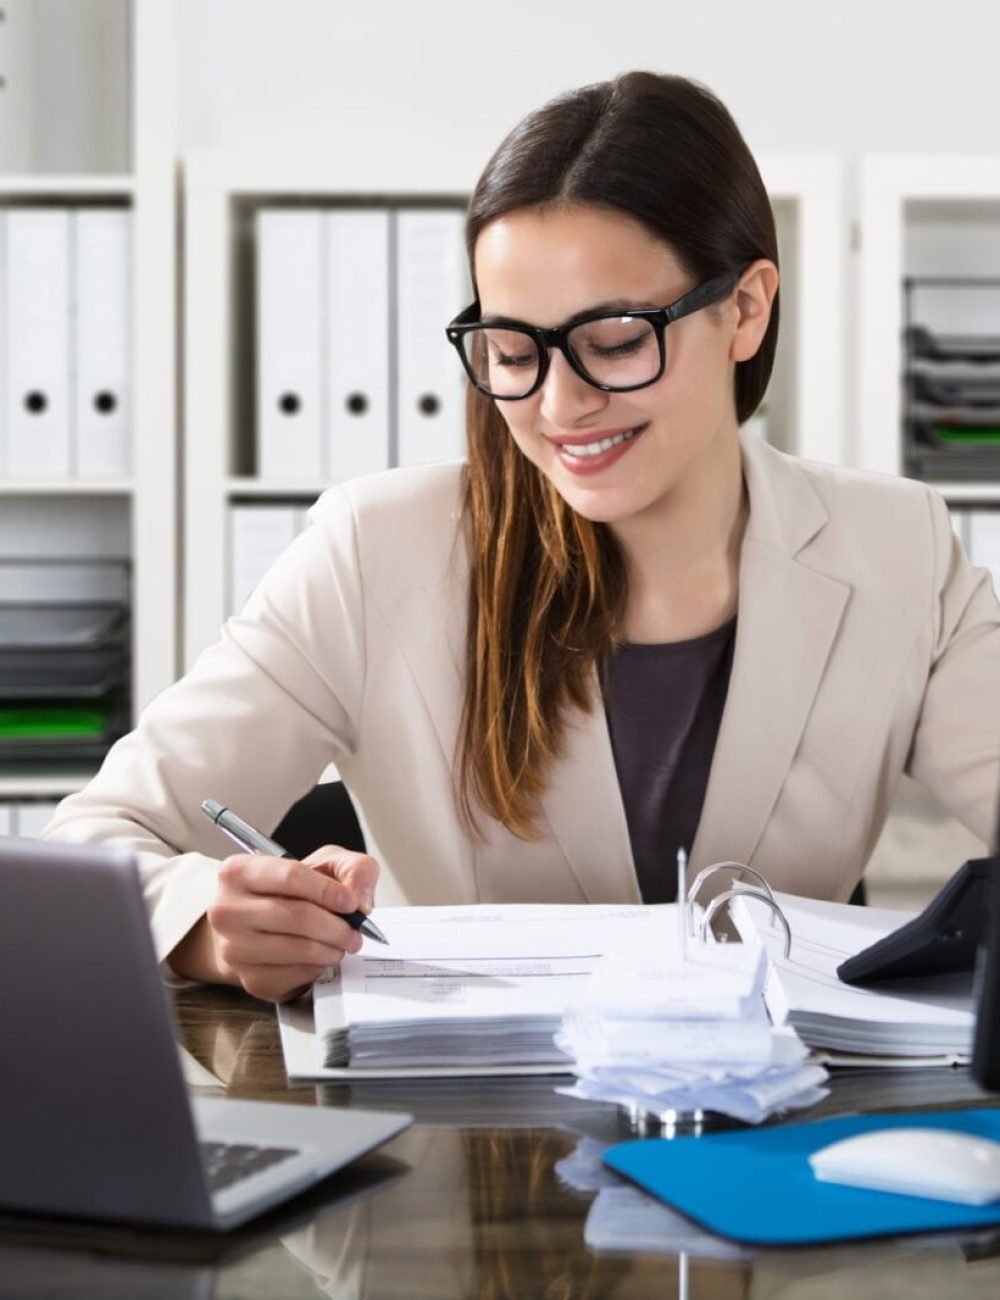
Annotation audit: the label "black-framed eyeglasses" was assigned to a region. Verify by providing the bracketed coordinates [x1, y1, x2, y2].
[444, 272, 739, 401]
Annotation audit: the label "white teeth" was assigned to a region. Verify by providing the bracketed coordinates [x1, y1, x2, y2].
[559, 427, 640, 458]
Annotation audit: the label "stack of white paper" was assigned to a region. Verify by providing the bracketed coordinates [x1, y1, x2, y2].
[731, 892, 975, 1060]
[556, 940, 829, 1124]
[313, 904, 674, 1071]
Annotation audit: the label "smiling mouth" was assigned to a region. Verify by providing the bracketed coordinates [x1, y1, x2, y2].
[556, 425, 646, 458]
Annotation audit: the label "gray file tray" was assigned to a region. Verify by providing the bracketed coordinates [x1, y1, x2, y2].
[0, 655, 128, 699]
[0, 603, 127, 650]
[910, 402, 1000, 424]
[0, 604, 129, 702]
[906, 324, 1000, 364]
[0, 738, 122, 763]
[0, 700, 128, 763]
[911, 372, 1000, 407]
[906, 419, 1000, 481]
[905, 443, 1000, 481]
[903, 280, 1000, 483]
[0, 562, 131, 764]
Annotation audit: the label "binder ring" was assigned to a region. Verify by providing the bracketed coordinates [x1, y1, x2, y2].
[699, 887, 792, 959]
[686, 861, 777, 935]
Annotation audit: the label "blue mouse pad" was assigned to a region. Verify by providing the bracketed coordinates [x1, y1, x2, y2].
[603, 1108, 1000, 1246]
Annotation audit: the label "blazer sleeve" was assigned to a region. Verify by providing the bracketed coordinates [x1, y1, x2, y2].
[906, 489, 1000, 845]
[41, 485, 368, 968]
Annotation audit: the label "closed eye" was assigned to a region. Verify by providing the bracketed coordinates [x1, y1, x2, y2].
[584, 334, 650, 359]
[488, 339, 536, 368]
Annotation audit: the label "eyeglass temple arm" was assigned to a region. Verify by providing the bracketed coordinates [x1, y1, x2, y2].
[666, 271, 740, 322]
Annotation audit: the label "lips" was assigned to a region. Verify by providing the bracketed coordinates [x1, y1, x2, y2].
[548, 424, 647, 476]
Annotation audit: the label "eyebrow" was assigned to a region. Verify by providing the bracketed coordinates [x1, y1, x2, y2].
[479, 298, 661, 331]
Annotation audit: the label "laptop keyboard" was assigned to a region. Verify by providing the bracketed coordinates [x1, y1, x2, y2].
[199, 1141, 300, 1193]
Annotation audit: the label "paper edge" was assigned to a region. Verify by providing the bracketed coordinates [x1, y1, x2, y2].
[275, 998, 573, 1080]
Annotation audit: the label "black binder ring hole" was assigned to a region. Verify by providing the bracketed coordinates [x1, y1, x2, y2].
[278, 393, 301, 416]
[24, 391, 48, 415]
[94, 391, 118, 415]
[418, 393, 441, 417]
[346, 392, 369, 416]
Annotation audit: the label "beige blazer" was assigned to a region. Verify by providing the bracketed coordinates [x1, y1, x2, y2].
[44, 432, 1000, 964]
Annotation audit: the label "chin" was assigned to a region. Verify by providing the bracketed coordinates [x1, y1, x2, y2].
[553, 484, 648, 526]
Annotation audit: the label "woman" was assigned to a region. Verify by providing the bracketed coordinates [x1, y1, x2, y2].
[44, 72, 1000, 1002]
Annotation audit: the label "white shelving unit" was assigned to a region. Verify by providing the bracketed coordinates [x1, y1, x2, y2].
[0, 0, 179, 803]
[757, 154, 845, 468]
[183, 150, 846, 668]
[858, 155, 1000, 484]
[857, 157, 1000, 900]
[183, 148, 472, 669]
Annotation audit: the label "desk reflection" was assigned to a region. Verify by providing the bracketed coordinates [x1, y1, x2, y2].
[4, 986, 1000, 1300]
[748, 1234, 1000, 1299]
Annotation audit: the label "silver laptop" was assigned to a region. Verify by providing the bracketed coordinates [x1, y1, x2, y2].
[0, 837, 411, 1230]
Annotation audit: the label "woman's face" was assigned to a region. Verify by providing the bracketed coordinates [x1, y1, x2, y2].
[473, 204, 748, 527]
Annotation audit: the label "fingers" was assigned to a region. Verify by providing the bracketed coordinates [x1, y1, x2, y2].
[206, 847, 381, 1005]
[212, 885, 360, 946]
[302, 845, 381, 913]
[208, 878, 360, 979]
[222, 848, 379, 916]
[212, 915, 359, 971]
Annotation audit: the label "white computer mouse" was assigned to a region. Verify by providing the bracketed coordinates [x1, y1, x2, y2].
[809, 1127, 1000, 1206]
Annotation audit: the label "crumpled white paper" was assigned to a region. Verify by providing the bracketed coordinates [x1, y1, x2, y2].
[556, 940, 828, 1124]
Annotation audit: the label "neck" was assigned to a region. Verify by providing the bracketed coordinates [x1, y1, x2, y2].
[612, 425, 747, 644]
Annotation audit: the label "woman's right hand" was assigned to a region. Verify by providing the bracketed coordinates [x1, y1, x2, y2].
[170, 844, 381, 1003]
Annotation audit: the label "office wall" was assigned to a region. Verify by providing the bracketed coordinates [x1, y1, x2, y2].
[178, 0, 1000, 166]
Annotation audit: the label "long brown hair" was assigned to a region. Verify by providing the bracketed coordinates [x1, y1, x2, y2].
[457, 71, 779, 839]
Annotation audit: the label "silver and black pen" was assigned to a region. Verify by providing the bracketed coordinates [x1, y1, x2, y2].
[200, 798, 388, 945]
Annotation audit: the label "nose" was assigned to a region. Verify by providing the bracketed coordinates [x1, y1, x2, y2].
[537, 348, 609, 428]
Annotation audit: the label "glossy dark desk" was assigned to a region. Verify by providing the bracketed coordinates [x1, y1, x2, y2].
[4, 985, 1000, 1299]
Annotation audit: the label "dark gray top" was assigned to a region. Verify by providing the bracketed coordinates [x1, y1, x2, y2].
[603, 617, 737, 903]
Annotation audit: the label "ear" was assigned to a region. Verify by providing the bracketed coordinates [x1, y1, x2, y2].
[729, 259, 779, 363]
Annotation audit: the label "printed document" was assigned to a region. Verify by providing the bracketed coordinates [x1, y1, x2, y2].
[313, 904, 671, 1069]
[732, 891, 974, 1059]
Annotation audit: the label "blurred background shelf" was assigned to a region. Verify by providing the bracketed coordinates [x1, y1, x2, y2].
[0, 0, 178, 821]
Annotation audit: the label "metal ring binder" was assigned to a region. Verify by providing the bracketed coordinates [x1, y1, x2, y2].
[614, 858, 792, 1136]
[700, 887, 792, 959]
[685, 861, 777, 936]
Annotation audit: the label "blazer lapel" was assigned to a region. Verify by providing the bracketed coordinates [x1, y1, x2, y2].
[537, 692, 641, 904]
[690, 434, 851, 872]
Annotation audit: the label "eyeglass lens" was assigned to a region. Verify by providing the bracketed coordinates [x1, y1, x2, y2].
[461, 315, 660, 398]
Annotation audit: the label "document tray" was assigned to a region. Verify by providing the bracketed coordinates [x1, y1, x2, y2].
[837, 858, 992, 986]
